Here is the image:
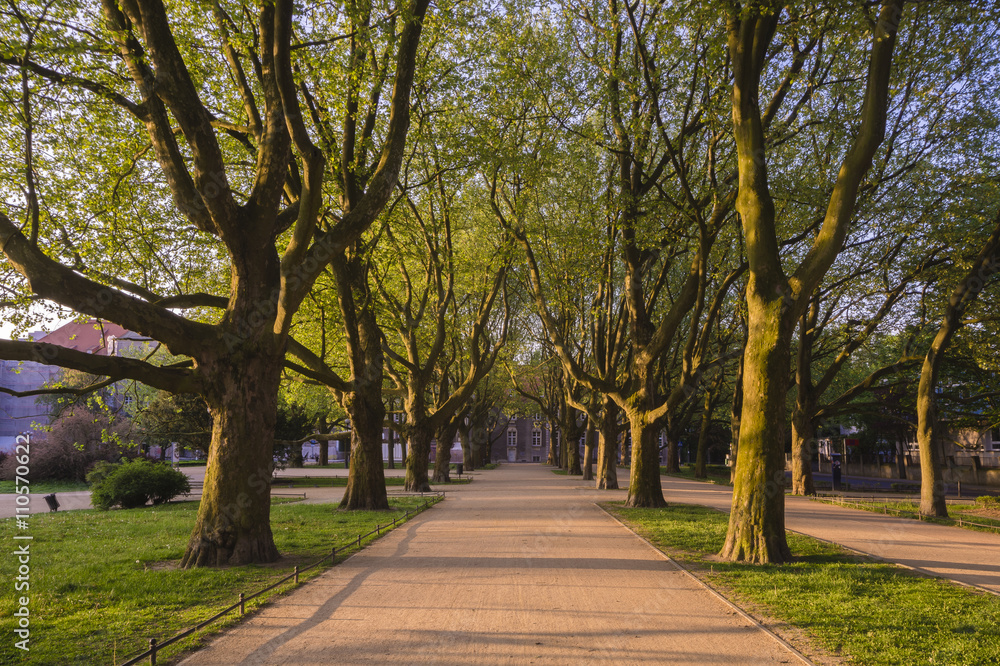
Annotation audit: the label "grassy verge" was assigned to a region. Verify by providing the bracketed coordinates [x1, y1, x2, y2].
[271, 476, 471, 487]
[0, 480, 89, 494]
[660, 463, 732, 485]
[606, 502, 1000, 665]
[551, 469, 568, 475]
[0, 496, 437, 665]
[813, 497, 1000, 534]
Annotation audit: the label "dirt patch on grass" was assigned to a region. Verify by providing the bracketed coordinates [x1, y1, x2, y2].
[964, 507, 1000, 521]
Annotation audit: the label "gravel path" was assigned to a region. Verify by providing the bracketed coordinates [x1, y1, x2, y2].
[179, 465, 805, 665]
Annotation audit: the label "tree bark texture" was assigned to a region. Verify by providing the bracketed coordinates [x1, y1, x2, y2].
[721, 299, 793, 564]
[405, 428, 433, 492]
[596, 398, 620, 490]
[624, 407, 666, 508]
[181, 352, 282, 567]
[459, 428, 475, 472]
[433, 420, 459, 483]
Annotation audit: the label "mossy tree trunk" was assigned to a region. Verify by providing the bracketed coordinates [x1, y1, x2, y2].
[721, 298, 793, 563]
[624, 385, 666, 507]
[182, 347, 283, 567]
[722, 2, 903, 563]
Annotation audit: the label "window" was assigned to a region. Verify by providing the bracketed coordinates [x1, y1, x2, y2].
[991, 428, 1000, 443]
[122, 395, 133, 407]
[532, 456, 540, 462]
[532, 429, 541, 447]
[507, 429, 517, 447]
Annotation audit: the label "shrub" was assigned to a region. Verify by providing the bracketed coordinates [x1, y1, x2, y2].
[975, 495, 1000, 508]
[89, 459, 191, 510]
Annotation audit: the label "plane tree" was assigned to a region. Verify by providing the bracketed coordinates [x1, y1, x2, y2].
[721, 1, 906, 563]
[0, 0, 431, 563]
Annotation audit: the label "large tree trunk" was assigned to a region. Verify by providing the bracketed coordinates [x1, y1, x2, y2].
[596, 398, 619, 490]
[340, 376, 389, 509]
[722, 1, 902, 564]
[432, 421, 458, 483]
[338, 262, 389, 510]
[720, 302, 792, 563]
[405, 428, 434, 492]
[182, 352, 282, 567]
[624, 403, 666, 508]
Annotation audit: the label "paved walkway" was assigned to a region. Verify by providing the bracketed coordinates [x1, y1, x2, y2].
[658, 475, 1000, 594]
[180, 465, 804, 665]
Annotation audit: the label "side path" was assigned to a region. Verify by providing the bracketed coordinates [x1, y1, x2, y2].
[659, 475, 1000, 594]
[180, 465, 805, 665]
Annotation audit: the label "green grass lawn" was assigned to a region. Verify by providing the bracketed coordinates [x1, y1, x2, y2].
[0, 480, 90, 494]
[606, 502, 1000, 665]
[0, 496, 437, 665]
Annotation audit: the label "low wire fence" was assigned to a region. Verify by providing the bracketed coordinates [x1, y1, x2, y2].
[118, 492, 444, 666]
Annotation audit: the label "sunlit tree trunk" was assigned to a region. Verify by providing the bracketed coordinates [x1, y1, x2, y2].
[722, 297, 793, 562]
[721, 1, 903, 563]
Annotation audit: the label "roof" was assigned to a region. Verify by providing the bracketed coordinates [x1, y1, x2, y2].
[37, 320, 129, 356]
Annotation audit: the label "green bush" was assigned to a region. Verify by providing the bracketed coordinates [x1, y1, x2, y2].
[88, 459, 191, 510]
[976, 495, 1000, 507]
